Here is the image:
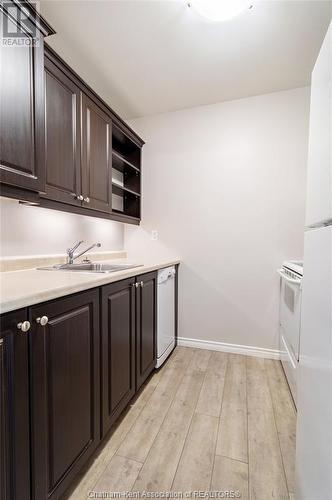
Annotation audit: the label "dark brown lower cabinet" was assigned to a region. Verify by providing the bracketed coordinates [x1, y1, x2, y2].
[0, 271, 159, 500]
[101, 272, 157, 436]
[29, 290, 100, 500]
[136, 272, 157, 391]
[0, 309, 31, 500]
[101, 278, 136, 436]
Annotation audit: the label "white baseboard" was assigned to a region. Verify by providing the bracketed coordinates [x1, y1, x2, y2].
[177, 336, 281, 360]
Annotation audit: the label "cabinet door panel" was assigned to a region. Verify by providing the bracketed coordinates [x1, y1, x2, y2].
[101, 278, 135, 436]
[136, 272, 157, 390]
[81, 94, 112, 213]
[49, 306, 93, 485]
[30, 290, 100, 500]
[0, 12, 45, 192]
[43, 56, 81, 205]
[0, 309, 31, 500]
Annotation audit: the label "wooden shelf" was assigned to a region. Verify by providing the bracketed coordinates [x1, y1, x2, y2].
[112, 150, 140, 173]
[111, 209, 140, 221]
[112, 182, 140, 198]
[111, 125, 141, 221]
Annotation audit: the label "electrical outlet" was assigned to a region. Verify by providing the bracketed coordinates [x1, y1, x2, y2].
[151, 230, 159, 241]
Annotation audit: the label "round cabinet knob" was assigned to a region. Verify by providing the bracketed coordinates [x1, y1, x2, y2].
[140, 281, 144, 288]
[36, 316, 49, 326]
[135, 282, 139, 288]
[75, 194, 84, 201]
[17, 320, 31, 333]
[84, 197, 90, 203]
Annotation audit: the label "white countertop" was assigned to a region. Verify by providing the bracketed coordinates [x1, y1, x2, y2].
[0, 258, 180, 314]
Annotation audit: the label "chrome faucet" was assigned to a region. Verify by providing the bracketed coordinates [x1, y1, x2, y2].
[66, 241, 101, 265]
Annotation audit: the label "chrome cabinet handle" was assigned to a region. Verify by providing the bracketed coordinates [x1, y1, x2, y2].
[140, 281, 144, 288]
[75, 194, 84, 201]
[36, 316, 49, 326]
[17, 320, 31, 333]
[83, 197, 90, 203]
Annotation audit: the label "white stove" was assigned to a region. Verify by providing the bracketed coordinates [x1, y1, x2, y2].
[277, 260, 303, 405]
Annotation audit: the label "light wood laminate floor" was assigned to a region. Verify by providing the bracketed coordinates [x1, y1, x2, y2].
[64, 347, 296, 500]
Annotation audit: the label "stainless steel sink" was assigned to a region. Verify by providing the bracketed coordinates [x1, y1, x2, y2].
[37, 263, 143, 273]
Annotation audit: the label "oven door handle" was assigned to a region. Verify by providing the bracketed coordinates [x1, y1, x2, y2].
[277, 269, 302, 286]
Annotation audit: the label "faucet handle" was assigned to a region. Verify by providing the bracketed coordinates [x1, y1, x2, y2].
[67, 240, 84, 254]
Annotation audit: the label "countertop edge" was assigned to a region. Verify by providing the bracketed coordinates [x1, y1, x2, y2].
[0, 260, 181, 315]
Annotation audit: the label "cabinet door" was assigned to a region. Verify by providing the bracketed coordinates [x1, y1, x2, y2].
[81, 94, 112, 213]
[29, 290, 100, 500]
[43, 55, 82, 205]
[101, 278, 136, 436]
[0, 7, 45, 192]
[136, 272, 157, 390]
[0, 309, 31, 500]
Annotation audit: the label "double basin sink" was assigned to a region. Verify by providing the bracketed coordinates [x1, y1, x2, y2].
[38, 263, 143, 274]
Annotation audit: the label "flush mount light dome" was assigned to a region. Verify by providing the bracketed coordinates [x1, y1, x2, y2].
[188, 0, 253, 22]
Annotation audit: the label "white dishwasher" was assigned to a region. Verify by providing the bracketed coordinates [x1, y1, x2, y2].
[156, 266, 176, 368]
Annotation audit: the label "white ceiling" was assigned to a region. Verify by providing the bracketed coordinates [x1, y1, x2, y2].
[40, 0, 331, 119]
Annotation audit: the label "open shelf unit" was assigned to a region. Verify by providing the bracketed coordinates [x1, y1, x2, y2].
[112, 124, 141, 220]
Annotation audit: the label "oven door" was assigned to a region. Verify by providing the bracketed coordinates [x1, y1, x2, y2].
[280, 326, 297, 404]
[278, 268, 302, 361]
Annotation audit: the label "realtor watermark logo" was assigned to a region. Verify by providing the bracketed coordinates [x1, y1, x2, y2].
[1, 1, 40, 46]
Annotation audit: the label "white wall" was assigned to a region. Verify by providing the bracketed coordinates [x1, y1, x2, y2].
[126, 87, 310, 351]
[0, 197, 124, 257]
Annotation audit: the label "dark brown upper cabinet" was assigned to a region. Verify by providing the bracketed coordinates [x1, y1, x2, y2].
[136, 272, 157, 390]
[43, 55, 81, 206]
[0, 3, 144, 224]
[43, 51, 112, 213]
[29, 290, 100, 500]
[101, 278, 136, 436]
[0, 309, 31, 500]
[0, 1, 55, 194]
[41, 46, 144, 224]
[81, 94, 112, 213]
[43, 48, 141, 222]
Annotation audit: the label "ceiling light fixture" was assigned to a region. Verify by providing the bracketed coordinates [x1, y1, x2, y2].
[188, 0, 253, 22]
